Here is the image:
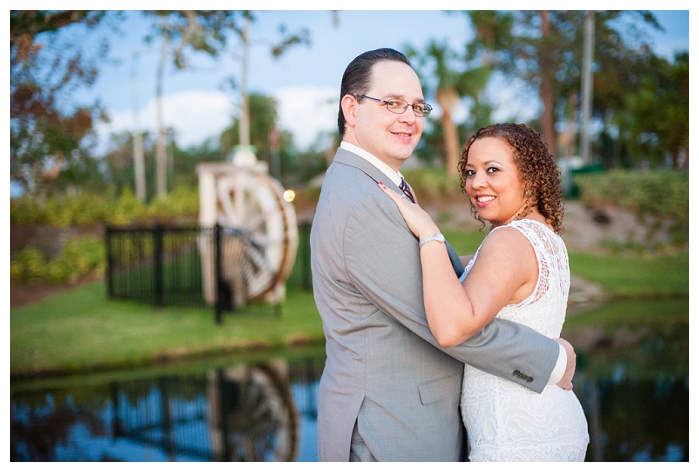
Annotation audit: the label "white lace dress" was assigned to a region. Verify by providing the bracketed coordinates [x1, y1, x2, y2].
[459, 219, 589, 461]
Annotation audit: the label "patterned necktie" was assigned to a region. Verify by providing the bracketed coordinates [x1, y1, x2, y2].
[399, 177, 416, 203]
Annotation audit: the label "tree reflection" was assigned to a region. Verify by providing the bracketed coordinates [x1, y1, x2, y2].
[9, 325, 688, 463]
[11, 397, 105, 461]
[572, 321, 689, 462]
[11, 357, 323, 462]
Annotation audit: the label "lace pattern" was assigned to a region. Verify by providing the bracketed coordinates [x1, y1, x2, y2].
[460, 219, 589, 461]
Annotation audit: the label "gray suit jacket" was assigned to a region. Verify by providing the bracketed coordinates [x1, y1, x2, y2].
[310, 148, 559, 461]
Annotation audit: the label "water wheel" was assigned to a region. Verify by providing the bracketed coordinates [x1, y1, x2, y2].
[197, 153, 298, 307]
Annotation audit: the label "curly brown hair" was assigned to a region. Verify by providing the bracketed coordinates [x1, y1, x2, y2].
[457, 123, 565, 234]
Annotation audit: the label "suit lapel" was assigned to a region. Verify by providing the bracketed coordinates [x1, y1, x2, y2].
[331, 148, 465, 278]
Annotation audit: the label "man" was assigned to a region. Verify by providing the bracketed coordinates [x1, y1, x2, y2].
[310, 48, 575, 462]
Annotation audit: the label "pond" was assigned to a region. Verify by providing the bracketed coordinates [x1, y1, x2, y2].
[11, 320, 688, 462]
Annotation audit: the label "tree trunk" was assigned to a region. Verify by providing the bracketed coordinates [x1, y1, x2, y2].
[239, 19, 251, 148]
[131, 53, 146, 202]
[436, 87, 461, 178]
[538, 10, 557, 158]
[156, 36, 167, 198]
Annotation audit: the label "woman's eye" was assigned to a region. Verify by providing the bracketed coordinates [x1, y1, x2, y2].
[487, 167, 499, 173]
[465, 170, 475, 176]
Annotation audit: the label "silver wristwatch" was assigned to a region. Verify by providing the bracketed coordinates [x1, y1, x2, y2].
[419, 232, 445, 248]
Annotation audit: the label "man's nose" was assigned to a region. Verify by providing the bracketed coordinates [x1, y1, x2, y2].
[397, 105, 417, 122]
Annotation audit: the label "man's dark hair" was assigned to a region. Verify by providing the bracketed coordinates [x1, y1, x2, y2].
[337, 48, 411, 138]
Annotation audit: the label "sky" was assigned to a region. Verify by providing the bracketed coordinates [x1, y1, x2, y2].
[8, 5, 692, 165]
[58, 5, 689, 157]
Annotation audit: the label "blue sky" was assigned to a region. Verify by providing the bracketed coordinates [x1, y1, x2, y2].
[74, 7, 689, 155]
[12, 6, 693, 156]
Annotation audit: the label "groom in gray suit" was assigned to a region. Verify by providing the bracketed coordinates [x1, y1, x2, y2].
[310, 48, 576, 462]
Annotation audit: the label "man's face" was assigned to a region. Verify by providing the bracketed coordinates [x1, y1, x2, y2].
[343, 61, 425, 171]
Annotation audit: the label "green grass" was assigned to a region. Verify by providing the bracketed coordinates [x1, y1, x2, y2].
[564, 298, 689, 328]
[11, 229, 689, 377]
[568, 251, 689, 297]
[11, 282, 324, 377]
[442, 228, 487, 255]
[445, 229, 689, 299]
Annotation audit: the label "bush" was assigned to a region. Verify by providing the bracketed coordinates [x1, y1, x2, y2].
[47, 235, 106, 283]
[10, 247, 48, 282]
[144, 186, 199, 222]
[572, 169, 689, 243]
[10, 186, 201, 227]
[10, 235, 105, 284]
[9, 197, 44, 226]
[107, 187, 147, 225]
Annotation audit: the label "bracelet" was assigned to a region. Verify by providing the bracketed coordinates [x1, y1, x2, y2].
[419, 232, 445, 248]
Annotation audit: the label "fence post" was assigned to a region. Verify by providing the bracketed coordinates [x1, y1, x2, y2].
[105, 226, 113, 299]
[214, 223, 223, 324]
[154, 223, 164, 308]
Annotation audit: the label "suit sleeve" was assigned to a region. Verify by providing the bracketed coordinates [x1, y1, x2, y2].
[344, 194, 559, 393]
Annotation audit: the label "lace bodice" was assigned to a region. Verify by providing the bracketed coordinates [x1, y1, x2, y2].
[460, 218, 570, 338]
[459, 219, 588, 461]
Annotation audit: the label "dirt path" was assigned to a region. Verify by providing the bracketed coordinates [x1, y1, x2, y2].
[10, 274, 102, 309]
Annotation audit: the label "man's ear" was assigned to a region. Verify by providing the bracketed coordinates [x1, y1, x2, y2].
[340, 94, 358, 128]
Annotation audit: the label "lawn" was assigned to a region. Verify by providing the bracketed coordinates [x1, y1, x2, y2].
[11, 229, 689, 377]
[10, 283, 324, 377]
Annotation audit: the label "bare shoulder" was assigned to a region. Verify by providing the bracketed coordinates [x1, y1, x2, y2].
[476, 226, 536, 268]
[480, 226, 531, 251]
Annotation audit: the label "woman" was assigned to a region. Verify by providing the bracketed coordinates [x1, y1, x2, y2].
[379, 123, 589, 461]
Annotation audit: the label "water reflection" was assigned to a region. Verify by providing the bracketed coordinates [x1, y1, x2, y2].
[571, 320, 689, 462]
[11, 321, 688, 462]
[11, 356, 323, 462]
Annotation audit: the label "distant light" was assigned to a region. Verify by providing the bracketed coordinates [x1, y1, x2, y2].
[283, 189, 296, 202]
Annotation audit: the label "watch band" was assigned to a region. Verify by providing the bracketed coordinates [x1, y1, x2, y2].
[419, 232, 445, 248]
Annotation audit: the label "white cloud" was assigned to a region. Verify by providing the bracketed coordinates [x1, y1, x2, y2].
[273, 86, 338, 151]
[95, 86, 338, 153]
[96, 90, 235, 151]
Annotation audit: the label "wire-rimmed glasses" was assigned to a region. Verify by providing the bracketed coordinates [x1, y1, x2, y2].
[359, 95, 433, 117]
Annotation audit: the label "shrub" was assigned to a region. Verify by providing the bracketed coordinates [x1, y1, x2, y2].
[9, 197, 44, 226]
[107, 187, 147, 225]
[572, 169, 689, 243]
[10, 247, 48, 282]
[10, 235, 105, 284]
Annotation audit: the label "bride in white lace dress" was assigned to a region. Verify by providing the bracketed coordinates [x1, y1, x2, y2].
[380, 123, 589, 461]
[460, 218, 588, 460]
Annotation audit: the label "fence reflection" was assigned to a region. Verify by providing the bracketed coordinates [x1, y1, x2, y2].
[10, 321, 689, 462]
[11, 356, 324, 462]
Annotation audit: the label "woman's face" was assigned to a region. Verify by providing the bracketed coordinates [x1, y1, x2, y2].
[463, 137, 527, 228]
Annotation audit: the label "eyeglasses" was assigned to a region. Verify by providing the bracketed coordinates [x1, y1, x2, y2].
[359, 95, 433, 117]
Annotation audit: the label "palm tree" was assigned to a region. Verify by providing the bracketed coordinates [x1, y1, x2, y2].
[407, 40, 492, 177]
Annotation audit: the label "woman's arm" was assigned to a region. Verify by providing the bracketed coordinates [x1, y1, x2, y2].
[421, 228, 536, 346]
[379, 183, 537, 347]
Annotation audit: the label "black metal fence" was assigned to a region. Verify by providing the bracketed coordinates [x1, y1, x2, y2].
[105, 223, 313, 323]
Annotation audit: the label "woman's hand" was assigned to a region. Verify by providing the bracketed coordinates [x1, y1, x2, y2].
[379, 182, 440, 240]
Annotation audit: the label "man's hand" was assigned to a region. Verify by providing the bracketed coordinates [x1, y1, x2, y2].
[555, 337, 576, 390]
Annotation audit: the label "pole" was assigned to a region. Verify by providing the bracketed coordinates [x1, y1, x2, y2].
[215, 223, 223, 324]
[239, 19, 251, 148]
[154, 224, 164, 308]
[269, 125, 281, 181]
[581, 11, 595, 165]
[131, 53, 147, 202]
